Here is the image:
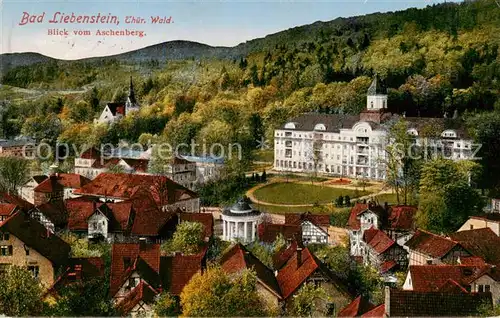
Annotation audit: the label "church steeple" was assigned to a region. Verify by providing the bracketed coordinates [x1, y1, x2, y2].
[366, 74, 388, 110]
[125, 76, 139, 114]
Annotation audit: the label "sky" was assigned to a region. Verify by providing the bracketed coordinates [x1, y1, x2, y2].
[1, 0, 462, 60]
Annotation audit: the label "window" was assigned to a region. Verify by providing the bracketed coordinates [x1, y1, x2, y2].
[28, 266, 39, 279]
[129, 277, 137, 288]
[0, 232, 9, 241]
[0, 245, 12, 256]
[426, 259, 433, 265]
[478, 285, 484, 292]
[470, 224, 474, 230]
[485, 285, 491, 293]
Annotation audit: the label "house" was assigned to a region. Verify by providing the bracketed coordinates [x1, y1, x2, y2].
[275, 243, 353, 316]
[274, 75, 474, 180]
[403, 264, 500, 305]
[491, 198, 500, 212]
[28, 201, 67, 233]
[284, 212, 330, 244]
[0, 137, 36, 158]
[0, 211, 71, 288]
[180, 155, 224, 185]
[458, 214, 500, 236]
[97, 77, 139, 124]
[347, 202, 417, 256]
[45, 257, 105, 298]
[65, 192, 178, 243]
[405, 229, 470, 266]
[0, 203, 20, 222]
[361, 227, 407, 274]
[383, 286, 491, 316]
[73, 173, 200, 213]
[448, 228, 500, 265]
[32, 173, 90, 206]
[258, 222, 302, 244]
[74, 148, 150, 180]
[221, 243, 283, 309]
[110, 243, 206, 316]
[20, 175, 48, 204]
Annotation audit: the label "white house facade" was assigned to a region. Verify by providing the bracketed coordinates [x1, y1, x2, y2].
[274, 76, 474, 180]
[97, 77, 140, 125]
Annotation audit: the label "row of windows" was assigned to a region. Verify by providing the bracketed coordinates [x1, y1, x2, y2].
[276, 132, 362, 142]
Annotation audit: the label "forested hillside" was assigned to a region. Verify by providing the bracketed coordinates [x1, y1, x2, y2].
[0, 0, 499, 166]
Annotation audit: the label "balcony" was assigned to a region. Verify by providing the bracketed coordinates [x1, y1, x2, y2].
[356, 137, 369, 145]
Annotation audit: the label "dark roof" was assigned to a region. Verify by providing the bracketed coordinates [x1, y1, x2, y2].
[449, 228, 500, 264]
[0, 211, 70, 265]
[106, 103, 126, 116]
[221, 243, 281, 298]
[284, 211, 330, 228]
[0, 203, 17, 216]
[387, 288, 491, 317]
[258, 223, 301, 243]
[48, 257, 105, 294]
[32, 175, 49, 184]
[35, 202, 67, 227]
[405, 229, 459, 258]
[281, 113, 361, 132]
[223, 198, 261, 217]
[273, 241, 299, 270]
[386, 205, 418, 230]
[338, 295, 376, 317]
[403, 116, 471, 139]
[367, 74, 387, 95]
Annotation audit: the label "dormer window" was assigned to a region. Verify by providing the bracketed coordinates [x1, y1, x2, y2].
[371, 101, 374, 108]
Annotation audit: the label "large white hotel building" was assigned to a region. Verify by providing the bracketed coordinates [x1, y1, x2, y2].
[273, 76, 474, 180]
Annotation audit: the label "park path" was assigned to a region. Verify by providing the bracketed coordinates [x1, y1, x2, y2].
[245, 177, 393, 208]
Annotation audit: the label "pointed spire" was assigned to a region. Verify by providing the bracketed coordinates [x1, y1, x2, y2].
[367, 74, 387, 95]
[128, 76, 136, 103]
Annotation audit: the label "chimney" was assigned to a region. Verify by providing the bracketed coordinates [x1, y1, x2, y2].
[384, 286, 390, 317]
[296, 246, 303, 268]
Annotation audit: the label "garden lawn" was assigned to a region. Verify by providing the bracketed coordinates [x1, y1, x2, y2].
[252, 182, 370, 205]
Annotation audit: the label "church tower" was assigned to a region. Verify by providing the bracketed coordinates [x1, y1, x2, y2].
[366, 74, 387, 110]
[125, 76, 140, 115]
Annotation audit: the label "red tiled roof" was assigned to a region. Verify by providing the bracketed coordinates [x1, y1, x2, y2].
[347, 203, 368, 230]
[179, 212, 213, 239]
[110, 243, 161, 297]
[258, 223, 301, 243]
[405, 229, 458, 258]
[34, 174, 91, 193]
[221, 243, 281, 298]
[0, 192, 34, 211]
[363, 227, 395, 254]
[338, 295, 375, 317]
[121, 158, 149, 172]
[408, 265, 490, 292]
[0, 203, 17, 216]
[437, 279, 469, 293]
[160, 247, 207, 295]
[459, 256, 487, 266]
[65, 197, 98, 231]
[360, 304, 385, 318]
[115, 281, 159, 315]
[449, 228, 500, 264]
[285, 212, 330, 228]
[36, 201, 67, 227]
[273, 241, 298, 270]
[387, 289, 491, 317]
[276, 247, 320, 299]
[48, 257, 105, 294]
[380, 260, 397, 274]
[80, 148, 102, 160]
[386, 205, 417, 230]
[129, 189, 174, 236]
[73, 173, 198, 205]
